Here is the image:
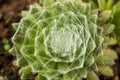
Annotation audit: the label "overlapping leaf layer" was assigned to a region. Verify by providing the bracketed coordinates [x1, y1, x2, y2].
[10, 0, 104, 80]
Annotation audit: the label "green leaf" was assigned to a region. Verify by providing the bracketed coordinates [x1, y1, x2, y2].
[88, 63, 98, 71]
[90, 1, 97, 9]
[75, 77, 82, 80]
[106, 0, 113, 10]
[96, 48, 118, 66]
[84, 56, 94, 67]
[19, 66, 33, 79]
[98, 66, 114, 77]
[21, 11, 29, 17]
[41, 70, 60, 80]
[77, 0, 82, 3]
[96, 54, 115, 66]
[111, 1, 120, 45]
[12, 23, 19, 30]
[12, 34, 24, 45]
[114, 1, 120, 10]
[9, 46, 22, 56]
[35, 73, 46, 80]
[78, 68, 87, 78]
[58, 62, 69, 73]
[105, 37, 117, 45]
[99, 10, 112, 22]
[16, 57, 28, 67]
[43, 0, 55, 7]
[96, 49, 118, 66]
[63, 71, 77, 80]
[87, 71, 99, 80]
[98, 0, 106, 9]
[3, 44, 10, 51]
[103, 49, 118, 60]
[102, 24, 115, 35]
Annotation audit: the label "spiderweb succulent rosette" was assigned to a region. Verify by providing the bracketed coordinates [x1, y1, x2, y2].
[10, 0, 104, 80]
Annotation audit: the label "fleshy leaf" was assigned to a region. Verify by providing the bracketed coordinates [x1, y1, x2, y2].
[99, 10, 112, 22]
[98, 66, 114, 77]
[87, 71, 99, 80]
[103, 49, 118, 60]
[19, 66, 33, 79]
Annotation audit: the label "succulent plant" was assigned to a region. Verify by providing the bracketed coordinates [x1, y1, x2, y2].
[10, 0, 104, 80]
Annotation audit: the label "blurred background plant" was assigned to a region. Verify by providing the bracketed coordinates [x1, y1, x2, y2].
[82, 0, 120, 80]
[83, 0, 120, 46]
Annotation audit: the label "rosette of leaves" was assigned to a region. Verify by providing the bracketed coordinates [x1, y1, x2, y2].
[10, 0, 104, 80]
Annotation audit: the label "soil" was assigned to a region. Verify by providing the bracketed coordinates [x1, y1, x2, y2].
[0, 0, 37, 80]
[0, 0, 120, 80]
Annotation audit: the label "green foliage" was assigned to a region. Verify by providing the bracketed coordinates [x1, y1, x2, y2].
[98, 0, 106, 9]
[111, 1, 120, 46]
[87, 71, 99, 80]
[95, 48, 118, 78]
[19, 66, 33, 79]
[83, 0, 114, 10]
[10, 0, 104, 80]
[98, 66, 114, 77]
[99, 10, 112, 22]
[102, 24, 115, 35]
[105, 37, 117, 45]
[2, 38, 10, 51]
[98, 0, 114, 10]
[103, 49, 118, 60]
[75, 77, 82, 80]
[96, 49, 118, 66]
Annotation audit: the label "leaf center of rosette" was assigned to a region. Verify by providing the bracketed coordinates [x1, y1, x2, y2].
[50, 28, 74, 54]
[44, 26, 82, 62]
